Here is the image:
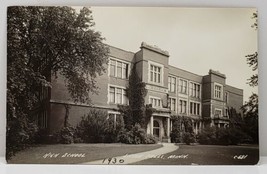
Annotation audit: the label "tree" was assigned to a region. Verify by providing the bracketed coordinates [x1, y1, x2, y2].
[127, 64, 148, 128]
[228, 107, 244, 129]
[251, 12, 258, 29]
[118, 64, 154, 129]
[241, 93, 258, 143]
[7, 6, 109, 159]
[246, 52, 258, 87]
[170, 115, 195, 144]
[241, 11, 258, 143]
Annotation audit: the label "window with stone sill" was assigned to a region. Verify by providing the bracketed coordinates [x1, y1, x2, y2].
[179, 79, 187, 94]
[168, 98, 176, 111]
[168, 76, 176, 93]
[150, 97, 162, 108]
[214, 84, 223, 99]
[109, 58, 129, 79]
[179, 99, 187, 114]
[189, 102, 200, 115]
[109, 86, 128, 105]
[189, 82, 201, 98]
[150, 64, 162, 84]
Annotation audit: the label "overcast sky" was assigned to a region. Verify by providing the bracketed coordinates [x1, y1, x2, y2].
[89, 7, 257, 102]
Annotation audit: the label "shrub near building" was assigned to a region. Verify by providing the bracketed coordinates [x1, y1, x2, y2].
[75, 109, 124, 143]
[170, 115, 196, 145]
[118, 124, 157, 144]
[198, 127, 252, 145]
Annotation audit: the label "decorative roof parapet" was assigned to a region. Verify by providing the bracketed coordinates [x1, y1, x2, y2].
[141, 42, 169, 57]
[209, 69, 226, 78]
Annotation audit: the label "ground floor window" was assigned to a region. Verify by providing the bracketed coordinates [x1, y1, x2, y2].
[108, 112, 123, 129]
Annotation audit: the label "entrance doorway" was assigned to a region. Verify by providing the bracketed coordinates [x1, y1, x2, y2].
[153, 120, 160, 137]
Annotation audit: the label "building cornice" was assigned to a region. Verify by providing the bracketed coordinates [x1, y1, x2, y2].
[141, 42, 169, 57]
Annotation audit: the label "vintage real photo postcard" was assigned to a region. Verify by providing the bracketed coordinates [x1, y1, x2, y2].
[6, 6, 259, 165]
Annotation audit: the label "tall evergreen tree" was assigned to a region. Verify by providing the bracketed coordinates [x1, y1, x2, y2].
[127, 64, 147, 127]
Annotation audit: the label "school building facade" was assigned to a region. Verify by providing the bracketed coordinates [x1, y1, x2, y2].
[38, 42, 243, 142]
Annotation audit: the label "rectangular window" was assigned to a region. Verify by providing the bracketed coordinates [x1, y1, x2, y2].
[108, 113, 122, 129]
[189, 102, 200, 115]
[179, 100, 187, 114]
[122, 63, 128, 79]
[189, 82, 192, 96]
[109, 87, 115, 103]
[168, 98, 176, 111]
[214, 109, 222, 117]
[123, 89, 127, 105]
[197, 103, 200, 115]
[190, 102, 193, 114]
[110, 59, 116, 77]
[214, 84, 223, 99]
[117, 62, 122, 78]
[150, 97, 162, 108]
[150, 64, 161, 83]
[189, 82, 201, 98]
[171, 98, 176, 111]
[168, 76, 176, 93]
[109, 86, 128, 104]
[197, 85, 200, 98]
[116, 88, 122, 104]
[109, 59, 129, 79]
[179, 79, 187, 94]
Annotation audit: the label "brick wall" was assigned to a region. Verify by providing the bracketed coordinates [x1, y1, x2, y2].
[225, 85, 243, 112]
[47, 43, 244, 133]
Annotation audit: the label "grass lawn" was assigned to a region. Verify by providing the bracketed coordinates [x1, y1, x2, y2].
[133, 144, 259, 165]
[8, 143, 162, 164]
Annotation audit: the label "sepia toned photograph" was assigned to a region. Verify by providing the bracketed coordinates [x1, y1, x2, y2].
[6, 6, 259, 165]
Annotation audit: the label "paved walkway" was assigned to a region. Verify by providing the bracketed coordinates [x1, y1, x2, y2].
[83, 143, 179, 165]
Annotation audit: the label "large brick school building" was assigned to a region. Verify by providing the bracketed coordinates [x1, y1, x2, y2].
[38, 42, 243, 142]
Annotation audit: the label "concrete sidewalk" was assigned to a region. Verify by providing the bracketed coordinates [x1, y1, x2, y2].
[83, 143, 179, 165]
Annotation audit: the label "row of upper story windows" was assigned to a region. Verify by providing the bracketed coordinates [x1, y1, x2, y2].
[168, 76, 201, 98]
[108, 86, 228, 118]
[108, 85, 198, 116]
[171, 98, 201, 116]
[153, 96, 228, 117]
[108, 87, 201, 115]
[108, 58, 228, 102]
[108, 83, 227, 117]
[150, 96, 201, 116]
[169, 77, 228, 102]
